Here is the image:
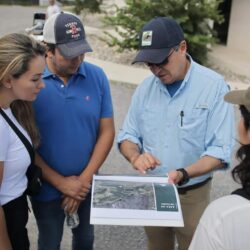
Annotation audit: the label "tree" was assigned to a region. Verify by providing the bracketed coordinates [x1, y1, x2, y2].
[104, 0, 223, 64]
[73, 0, 103, 15]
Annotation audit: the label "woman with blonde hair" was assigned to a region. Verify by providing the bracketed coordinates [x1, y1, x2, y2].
[0, 33, 46, 250]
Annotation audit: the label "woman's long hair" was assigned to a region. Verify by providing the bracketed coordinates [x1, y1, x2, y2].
[0, 33, 46, 147]
[232, 105, 250, 191]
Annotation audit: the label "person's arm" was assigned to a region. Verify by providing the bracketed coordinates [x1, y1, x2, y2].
[0, 162, 12, 250]
[168, 156, 223, 184]
[120, 140, 160, 174]
[35, 154, 90, 200]
[118, 82, 161, 174]
[0, 206, 12, 250]
[62, 117, 114, 212]
[79, 117, 115, 185]
[169, 81, 235, 185]
[61, 196, 80, 214]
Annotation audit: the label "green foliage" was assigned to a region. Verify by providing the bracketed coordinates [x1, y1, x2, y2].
[104, 0, 224, 64]
[73, 0, 103, 15]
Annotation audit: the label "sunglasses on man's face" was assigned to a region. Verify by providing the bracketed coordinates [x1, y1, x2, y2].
[146, 46, 179, 68]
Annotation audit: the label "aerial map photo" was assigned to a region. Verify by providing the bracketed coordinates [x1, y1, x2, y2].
[93, 180, 156, 210]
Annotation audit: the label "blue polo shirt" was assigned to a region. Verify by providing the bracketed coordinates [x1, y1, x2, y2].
[33, 61, 113, 201]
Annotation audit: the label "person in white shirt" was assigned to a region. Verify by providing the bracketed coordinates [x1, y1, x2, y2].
[0, 33, 46, 250]
[46, 0, 61, 19]
[189, 87, 250, 250]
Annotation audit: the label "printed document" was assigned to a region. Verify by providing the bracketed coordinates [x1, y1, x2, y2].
[90, 175, 184, 227]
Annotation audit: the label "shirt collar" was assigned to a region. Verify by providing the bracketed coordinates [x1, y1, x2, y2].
[183, 54, 193, 84]
[171, 54, 194, 94]
[155, 54, 194, 95]
[42, 63, 87, 79]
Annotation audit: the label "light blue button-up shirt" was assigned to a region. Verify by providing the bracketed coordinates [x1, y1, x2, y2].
[118, 56, 235, 186]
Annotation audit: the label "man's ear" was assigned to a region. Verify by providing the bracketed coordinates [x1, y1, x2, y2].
[179, 40, 187, 54]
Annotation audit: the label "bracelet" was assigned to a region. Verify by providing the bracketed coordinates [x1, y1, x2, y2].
[177, 168, 190, 186]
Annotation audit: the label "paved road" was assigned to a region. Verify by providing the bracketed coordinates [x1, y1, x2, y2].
[0, 5, 240, 250]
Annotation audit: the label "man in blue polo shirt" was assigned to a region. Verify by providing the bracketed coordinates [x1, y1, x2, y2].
[118, 17, 235, 250]
[31, 12, 115, 250]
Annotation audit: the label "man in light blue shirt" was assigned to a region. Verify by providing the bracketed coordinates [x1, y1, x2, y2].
[118, 17, 235, 250]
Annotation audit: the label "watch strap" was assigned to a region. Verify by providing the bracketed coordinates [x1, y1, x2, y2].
[177, 168, 190, 186]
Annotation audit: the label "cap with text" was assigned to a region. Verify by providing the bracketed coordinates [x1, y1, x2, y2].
[224, 87, 250, 112]
[43, 12, 92, 58]
[132, 17, 184, 64]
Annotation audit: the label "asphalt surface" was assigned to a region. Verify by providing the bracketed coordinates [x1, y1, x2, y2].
[0, 5, 240, 250]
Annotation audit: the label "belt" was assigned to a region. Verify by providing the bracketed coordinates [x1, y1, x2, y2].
[177, 177, 212, 194]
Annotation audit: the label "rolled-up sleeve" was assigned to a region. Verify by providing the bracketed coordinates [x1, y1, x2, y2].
[201, 81, 235, 166]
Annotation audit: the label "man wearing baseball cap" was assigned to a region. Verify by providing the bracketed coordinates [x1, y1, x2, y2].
[31, 12, 115, 250]
[118, 17, 235, 250]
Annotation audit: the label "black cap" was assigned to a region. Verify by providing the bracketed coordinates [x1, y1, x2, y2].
[132, 17, 184, 64]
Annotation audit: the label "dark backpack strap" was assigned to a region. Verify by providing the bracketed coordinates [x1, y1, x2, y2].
[0, 108, 34, 162]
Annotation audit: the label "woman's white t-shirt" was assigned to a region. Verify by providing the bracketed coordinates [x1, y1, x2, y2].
[0, 108, 31, 205]
[189, 195, 250, 250]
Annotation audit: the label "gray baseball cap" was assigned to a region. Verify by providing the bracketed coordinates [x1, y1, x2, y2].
[224, 87, 250, 112]
[43, 12, 92, 59]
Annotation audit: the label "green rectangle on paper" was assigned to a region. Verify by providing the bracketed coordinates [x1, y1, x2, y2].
[154, 184, 178, 212]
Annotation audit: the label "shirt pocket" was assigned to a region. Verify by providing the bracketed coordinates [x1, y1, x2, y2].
[139, 107, 159, 147]
[179, 107, 209, 152]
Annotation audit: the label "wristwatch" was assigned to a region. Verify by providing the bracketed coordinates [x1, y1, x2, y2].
[177, 168, 190, 186]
